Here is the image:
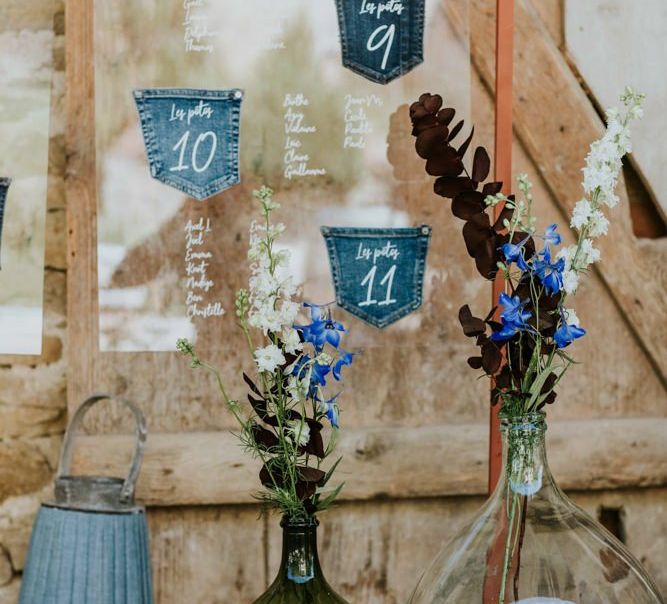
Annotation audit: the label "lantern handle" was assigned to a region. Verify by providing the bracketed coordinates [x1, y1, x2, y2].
[58, 394, 147, 504]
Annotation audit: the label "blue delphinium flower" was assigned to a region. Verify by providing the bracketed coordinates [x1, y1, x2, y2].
[295, 303, 345, 351]
[554, 317, 586, 349]
[490, 293, 532, 342]
[542, 224, 562, 248]
[311, 358, 331, 386]
[291, 353, 330, 397]
[319, 394, 340, 428]
[532, 247, 565, 296]
[333, 350, 354, 381]
[501, 235, 531, 271]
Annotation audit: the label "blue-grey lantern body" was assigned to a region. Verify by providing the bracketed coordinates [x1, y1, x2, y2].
[0, 178, 10, 269]
[19, 395, 154, 604]
[322, 225, 431, 328]
[335, 0, 425, 84]
[134, 88, 243, 200]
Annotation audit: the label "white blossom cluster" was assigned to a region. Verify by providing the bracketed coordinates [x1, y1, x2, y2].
[557, 87, 645, 295]
[247, 188, 302, 374]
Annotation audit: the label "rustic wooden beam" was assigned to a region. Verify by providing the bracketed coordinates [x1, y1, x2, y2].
[69, 418, 667, 507]
[65, 0, 98, 409]
[489, 0, 515, 494]
[447, 0, 667, 379]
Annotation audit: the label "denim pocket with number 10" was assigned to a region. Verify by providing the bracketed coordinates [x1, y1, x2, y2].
[0, 178, 10, 268]
[322, 225, 431, 328]
[335, 0, 425, 85]
[134, 88, 243, 201]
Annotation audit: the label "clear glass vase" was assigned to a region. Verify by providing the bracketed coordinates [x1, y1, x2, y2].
[253, 517, 349, 604]
[409, 412, 664, 604]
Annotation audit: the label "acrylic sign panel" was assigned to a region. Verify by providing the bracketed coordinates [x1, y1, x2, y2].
[0, 16, 53, 355]
[94, 0, 471, 352]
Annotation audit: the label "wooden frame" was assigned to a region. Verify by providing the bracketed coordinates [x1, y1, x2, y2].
[65, 0, 667, 508]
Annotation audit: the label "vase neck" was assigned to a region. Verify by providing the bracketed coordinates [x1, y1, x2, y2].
[278, 517, 322, 585]
[498, 413, 554, 497]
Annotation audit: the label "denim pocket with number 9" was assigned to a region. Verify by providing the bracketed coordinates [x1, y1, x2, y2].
[133, 88, 243, 201]
[0, 178, 10, 269]
[322, 225, 431, 328]
[335, 0, 425, 85]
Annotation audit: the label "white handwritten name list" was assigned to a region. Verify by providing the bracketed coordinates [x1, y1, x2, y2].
[184, 218, 225, 320]
[183, 0, 218, 53]
[343, 94, 383, 149]
[283, 93, 327, 180]
[259, 16, 287, 51]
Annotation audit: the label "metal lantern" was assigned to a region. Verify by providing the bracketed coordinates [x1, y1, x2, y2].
[19, 394, 154, 604]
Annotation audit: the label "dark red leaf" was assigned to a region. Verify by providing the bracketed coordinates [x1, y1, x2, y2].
[459, 305, 486, 337]
[462, 213, 492, 257]
[452, 191, 486, 219]
[303, 430, 325, 458]
[415, 125, 449, 159]
[248, 394, 268, 418]
[474, 237, 499, 280]
[260, 464, 285, 488]
[437, 107, 456, 126]
[467, 356, 483, 369]
[251, 423, 279, 448]
[493, 205, 514, 232]
[472, 147, 491, 182]
[296, 481, 317, 501]
[426, 148, 464, 177]
[297, 467, 326, 484]
[540, 373, 558, 394]
[482, 181, 503, 196]
[422, 94, 443, 114]
[481, 340, 502, 375]
[434, 176, 474, 198]
[457, 127, 475, 158]
[448, 119, 464, 142]
[411, 115, 439, 136]
[243, 372, 262, 396]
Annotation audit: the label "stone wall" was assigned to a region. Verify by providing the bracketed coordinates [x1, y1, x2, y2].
[0, 0, 66, 599]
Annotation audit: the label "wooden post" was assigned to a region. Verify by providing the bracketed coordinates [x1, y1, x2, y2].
[483, 3, 514, 599]
[489, 0, 514, 495]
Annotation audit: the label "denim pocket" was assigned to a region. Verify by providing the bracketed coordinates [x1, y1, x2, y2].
[335, 0, 425, 85]
[133, 88, 243, 201]
[0, 178, 10, 268]
[321, 225, 431, 328]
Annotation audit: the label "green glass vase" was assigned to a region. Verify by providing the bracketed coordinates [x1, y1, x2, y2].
[253, 517, 349, 604]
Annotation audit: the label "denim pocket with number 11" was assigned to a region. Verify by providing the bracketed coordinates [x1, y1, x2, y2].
[335, 0, 425, 85]
[322, 225, 432, 328]
[133, 88, 243, 201]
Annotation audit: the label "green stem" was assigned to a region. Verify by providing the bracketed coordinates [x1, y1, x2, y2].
[499, 491, 520, 604]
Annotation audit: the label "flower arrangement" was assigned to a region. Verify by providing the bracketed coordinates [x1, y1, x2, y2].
[407, 88, 648, 604]
[408, 87, 644, 414]
[178, 186, 354, 521]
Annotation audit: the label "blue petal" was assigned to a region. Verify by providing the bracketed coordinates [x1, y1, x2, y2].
[544, 224, 562, 246]
[333, 350, 353, 380]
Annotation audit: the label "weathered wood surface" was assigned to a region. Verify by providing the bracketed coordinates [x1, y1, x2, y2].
[447, 0, 667, 378]
[71, 417, 667, 506]
[148, 506, 265, 603]
[65, 0, 98, 407]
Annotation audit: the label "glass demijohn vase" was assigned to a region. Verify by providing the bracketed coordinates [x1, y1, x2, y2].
[409, 412, 664, 604]
[253, 517, 349, 604]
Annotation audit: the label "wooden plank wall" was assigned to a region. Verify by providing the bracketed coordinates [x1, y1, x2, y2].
[65, 0, 667, 601]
